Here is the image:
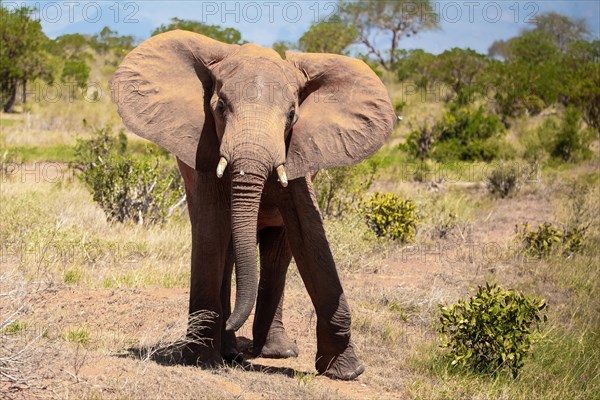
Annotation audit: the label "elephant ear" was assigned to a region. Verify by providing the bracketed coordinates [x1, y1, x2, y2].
[110, 30, 239, 171]
[284, 52, 396, 180]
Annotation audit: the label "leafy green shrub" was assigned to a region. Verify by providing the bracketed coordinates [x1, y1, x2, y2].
[431, 106, 507, 162]
[438, 283, 547, 377]
[550, 106, 593, 162]
[361, 192, 419, 242]
[516, 222, 587, 258]
[486, 163, 521, 198]
[73, 127, 184, 225]
[314, 161, 378, 219]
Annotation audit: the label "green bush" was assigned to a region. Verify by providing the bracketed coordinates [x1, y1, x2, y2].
[314, 161, 378, 219]
[399, 107, 510, 163]
[516, 222, 587, 258]
[550, 106, 593, 162]
[486, 163, 521, 198]
[431, 106, 507, 162]
[438, 283, 547, 377]
[73, 127, 184, 225]
[361, 192, 419, 242]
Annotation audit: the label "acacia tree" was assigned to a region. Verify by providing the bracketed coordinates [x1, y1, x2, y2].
[0, 4, 56, 112]
[298, 16, 357, 55]
[339, 0, 439, 70]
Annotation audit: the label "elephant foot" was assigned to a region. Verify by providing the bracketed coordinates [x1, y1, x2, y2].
[251, 330, 299, 359]
[222, 330, 240, 362]
[182, 342, 224, 367]
[316, 343, 364, 380]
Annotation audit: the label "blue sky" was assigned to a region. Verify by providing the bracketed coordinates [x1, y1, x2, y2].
[9, 1, 600, 55]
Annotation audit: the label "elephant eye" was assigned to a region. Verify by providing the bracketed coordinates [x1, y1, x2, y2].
[216, 98, 226, 114]
[286, 107, 297, 128]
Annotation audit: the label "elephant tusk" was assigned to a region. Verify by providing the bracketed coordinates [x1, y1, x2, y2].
[276, 165, 288, 187]
[216, 157, 228, 178]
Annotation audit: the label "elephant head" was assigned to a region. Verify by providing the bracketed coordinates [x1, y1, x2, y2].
[110, 30, 395, 332]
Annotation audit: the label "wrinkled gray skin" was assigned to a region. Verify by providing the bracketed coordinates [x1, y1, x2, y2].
[111, 30, 395, 380]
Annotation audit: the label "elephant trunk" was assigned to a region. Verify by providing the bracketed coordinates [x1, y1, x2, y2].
[225, 158, 269, 332]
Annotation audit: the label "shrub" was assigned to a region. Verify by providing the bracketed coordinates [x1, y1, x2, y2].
[399, 119, 435, 161]
[516, 222, 587, 258]
[314, 160, 378, 219]
[431, 106, 507, 162]
[550, 106, 593, 162]
[438, 283, 547, 377]
[522, 95, 545, 116]
[522, 118, 557, 163]
[73, 127, 184, 225]
[486, 163, 521, 198]
[361, 192, 419, 242]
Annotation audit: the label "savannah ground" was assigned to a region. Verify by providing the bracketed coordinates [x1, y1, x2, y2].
[1, 70, 599, 399]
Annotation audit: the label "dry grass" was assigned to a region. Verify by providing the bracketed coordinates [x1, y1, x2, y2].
[1, 63, 599, 398]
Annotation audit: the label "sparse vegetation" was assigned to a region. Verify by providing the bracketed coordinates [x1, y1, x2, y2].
[64, 328, 91, 346]
[313, 160, 378, 219]
[486, 163, 521, 198]
[516, 222, 587, 258]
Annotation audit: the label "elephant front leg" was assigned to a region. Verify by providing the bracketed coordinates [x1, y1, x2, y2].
[252, 227, 298, 358]
[279, 177, 364, 380]
[219, 247, 241, 362]
[182, 172, 231, 367]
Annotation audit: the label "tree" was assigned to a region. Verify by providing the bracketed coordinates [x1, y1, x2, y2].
[46, 33, 92, 88]
[89, 26, 135, 57]
[395, 49, 436, 87]
[298, 16, 357, 54]
[272, 41, 295, 58]
[52, 33, 90, 58]
[339, 0, 439, 70]
[488, 12, 589, 59]
[488, 31, 561, 117]
[488, 39, 509, 60]
[529, 12, 589, 51]
[152, 18, 245, 44]
[562, 40, 600, 133]
[0, 4, 56, 112]
[431, 48, 487, 103]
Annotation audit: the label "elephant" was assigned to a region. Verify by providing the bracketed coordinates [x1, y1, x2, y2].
[110, 30, 395, 380]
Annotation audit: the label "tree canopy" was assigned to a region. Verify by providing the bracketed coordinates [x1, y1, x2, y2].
[298, 16, 357, 55]
[339, 0, 439, 70]
[0, 4, 57, 112]
[152, 17, 245, 44]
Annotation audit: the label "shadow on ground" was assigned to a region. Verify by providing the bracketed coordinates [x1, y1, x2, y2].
[114, 336, 312, 379]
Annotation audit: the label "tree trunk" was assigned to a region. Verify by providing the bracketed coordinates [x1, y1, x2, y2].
[22, 79, 27, 104]
[3, 79, 17, 113]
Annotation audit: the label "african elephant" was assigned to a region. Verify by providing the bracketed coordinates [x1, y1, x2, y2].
[110, 30, 395, 380]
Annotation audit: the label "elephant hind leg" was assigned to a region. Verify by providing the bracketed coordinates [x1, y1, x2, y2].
[252, 227, 298, 359]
